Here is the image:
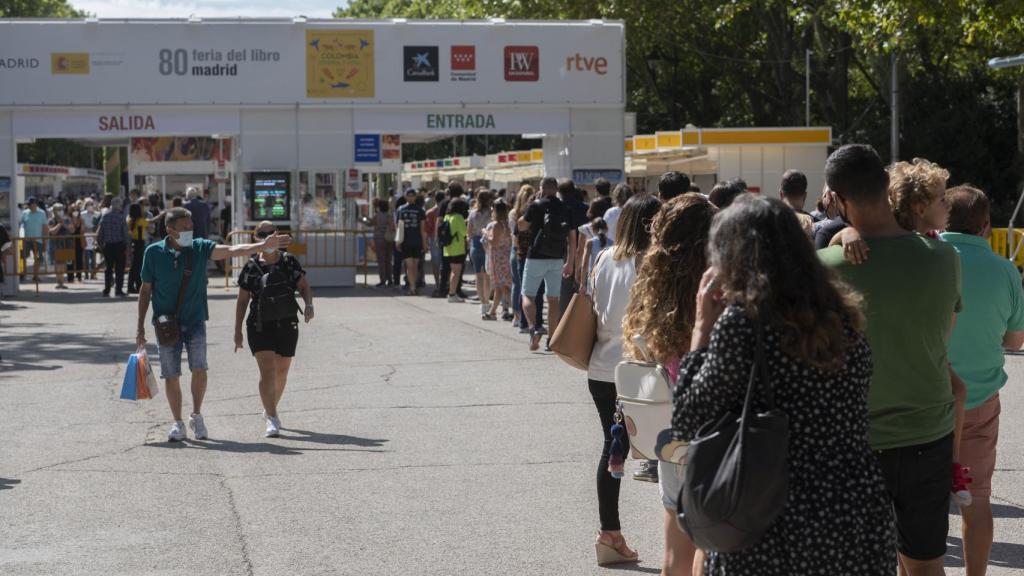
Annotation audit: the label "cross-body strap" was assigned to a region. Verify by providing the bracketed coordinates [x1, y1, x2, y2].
[172, 250, 193, 317]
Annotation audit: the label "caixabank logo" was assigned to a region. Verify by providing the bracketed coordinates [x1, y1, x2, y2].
[404, 46, 438, 82]
[504, 46, 539, 82]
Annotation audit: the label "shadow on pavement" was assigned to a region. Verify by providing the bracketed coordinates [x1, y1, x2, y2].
[609, 565, 661, 574]
[993, 502, 1024, 518]
[280, 428, 389, 448]
[145, 435, 389, 455]
[0, 478, 21, 491]
[946, 536, 1024, 570]
[0, 323, 134, 376]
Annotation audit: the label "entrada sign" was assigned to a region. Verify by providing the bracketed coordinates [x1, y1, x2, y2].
[426, 113, 497, 130]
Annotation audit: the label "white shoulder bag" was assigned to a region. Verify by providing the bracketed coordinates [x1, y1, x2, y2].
[614, 335, 688, 464]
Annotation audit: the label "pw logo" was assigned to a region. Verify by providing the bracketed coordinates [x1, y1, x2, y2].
[504, 46, 539, 82]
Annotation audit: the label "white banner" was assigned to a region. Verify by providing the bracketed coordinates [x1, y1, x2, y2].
[0, 20, 624, 106]
[354, 108, 570, 135]
[12, 109, 240, 138]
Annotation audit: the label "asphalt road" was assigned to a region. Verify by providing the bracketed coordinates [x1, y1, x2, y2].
[2, 280, 1024, 575]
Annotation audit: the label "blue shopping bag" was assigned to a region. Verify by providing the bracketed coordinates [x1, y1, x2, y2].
[120, 353, 139, 401]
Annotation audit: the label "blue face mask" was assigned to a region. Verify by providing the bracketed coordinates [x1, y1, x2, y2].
[176, 230, 194, 245]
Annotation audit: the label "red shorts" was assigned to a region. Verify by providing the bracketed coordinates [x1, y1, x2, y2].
[960, 393, 1001, 498]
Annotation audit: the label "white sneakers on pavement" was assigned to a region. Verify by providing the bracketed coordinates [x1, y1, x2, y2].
[265, 416, 281, 438]
[168, 420, 186, 442]
[188, 413, 208, 440]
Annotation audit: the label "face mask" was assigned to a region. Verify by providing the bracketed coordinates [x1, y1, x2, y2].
[175, 230, 194, 245]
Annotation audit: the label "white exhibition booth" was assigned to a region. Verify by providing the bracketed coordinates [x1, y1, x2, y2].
[0, 18, 626, 293]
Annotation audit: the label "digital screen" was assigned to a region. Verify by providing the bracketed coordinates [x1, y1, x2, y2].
[249, 172, 291, 221]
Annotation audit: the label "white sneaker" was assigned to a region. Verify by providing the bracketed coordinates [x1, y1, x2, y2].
[265, 416, 281, 438]
[188, 413, 208, 440]
[167, 420, 186, 442]
[448, 295, 465, 303]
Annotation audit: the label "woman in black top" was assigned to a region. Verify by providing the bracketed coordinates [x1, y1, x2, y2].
[672, 196, 895, 575]
[234, 221, 315, 438]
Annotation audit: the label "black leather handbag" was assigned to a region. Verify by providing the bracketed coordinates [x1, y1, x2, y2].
[677, 325, 790, 553]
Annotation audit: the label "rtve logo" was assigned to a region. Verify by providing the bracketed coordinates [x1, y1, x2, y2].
[564, 53, 608, 75]
[504, 46, 539, 82]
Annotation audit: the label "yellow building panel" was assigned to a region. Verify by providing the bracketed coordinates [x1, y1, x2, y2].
[700, 128, 830, 145]
[656, 131, 682, 149]
[633, 135, 657, 152]
[531, 149, 544, 162]
[624, 138, 634, 153]
[682, 131, 700, 145]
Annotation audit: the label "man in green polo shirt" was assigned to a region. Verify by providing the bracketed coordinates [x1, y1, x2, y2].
[819, 144, 960, 575]
[942, 185, 1024, 576]
[136, 207, 289, 442]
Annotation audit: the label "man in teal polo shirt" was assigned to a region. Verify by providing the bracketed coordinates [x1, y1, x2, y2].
[136, 207, 289, 442]
[942, 185, 1024, 576]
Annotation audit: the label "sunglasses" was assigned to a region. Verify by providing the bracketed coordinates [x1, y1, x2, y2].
[254, 229, 276, 240]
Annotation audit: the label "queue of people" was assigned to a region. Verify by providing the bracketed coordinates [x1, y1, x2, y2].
[11, 186, 224, 296]
[547, 148, 1021, 576]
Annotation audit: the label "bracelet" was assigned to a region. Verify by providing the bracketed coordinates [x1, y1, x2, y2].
[305, 303, 314, 309]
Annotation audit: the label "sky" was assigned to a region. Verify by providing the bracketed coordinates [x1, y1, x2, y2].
[72, 0, 348, 19]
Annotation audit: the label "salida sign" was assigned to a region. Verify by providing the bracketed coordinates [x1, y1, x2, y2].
[98, 114, 156, 132]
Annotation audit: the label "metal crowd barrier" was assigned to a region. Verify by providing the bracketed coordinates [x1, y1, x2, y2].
[990, 228, 1024, 268]
[8, 233, 106, 293]
[223, 228, 372, 289]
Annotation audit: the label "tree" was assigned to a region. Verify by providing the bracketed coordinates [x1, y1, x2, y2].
[336, 0, 1024, 221]
[0, 0, 85, 17]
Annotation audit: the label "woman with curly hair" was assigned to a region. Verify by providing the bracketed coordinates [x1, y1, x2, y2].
[621, 193, 715, 576]
[675, 194, 896, 575]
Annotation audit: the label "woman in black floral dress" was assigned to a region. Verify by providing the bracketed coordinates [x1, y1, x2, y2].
[672, 195, 896, 575]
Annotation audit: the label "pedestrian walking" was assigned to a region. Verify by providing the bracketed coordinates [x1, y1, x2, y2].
[234, 221, 314, 438]
[519, 177, 574, 351]
[96, 196, 129, 297]
[136, 207, 290, 442]
[396, 189, 428, 296]
[442, 197, 469, 303]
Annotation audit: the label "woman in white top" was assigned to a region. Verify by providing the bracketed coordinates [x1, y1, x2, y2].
[586, 194, 663, 567]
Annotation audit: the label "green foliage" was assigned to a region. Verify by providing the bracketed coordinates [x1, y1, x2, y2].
[0, 0, 86, 17]
[336, 0, 1024, 222]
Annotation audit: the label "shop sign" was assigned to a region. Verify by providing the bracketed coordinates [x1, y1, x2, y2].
[13, 109, 240, 138]
[354, 134, 381, 163]
[573, 169, 623, 185]
[450, 46, 476, 82]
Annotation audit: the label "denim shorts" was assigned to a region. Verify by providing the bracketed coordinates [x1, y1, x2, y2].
[658, 461, 686, 510]
[469, 236, 486, 274]
[521, 258, 563, 297]
[157, 321, 209, 379]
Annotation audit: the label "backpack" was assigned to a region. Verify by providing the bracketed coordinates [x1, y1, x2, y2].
[438, 217, 453, 246]
[532, 202, 570, 258]
[255, 260, 299, 328]
[613, 335, 688, 464]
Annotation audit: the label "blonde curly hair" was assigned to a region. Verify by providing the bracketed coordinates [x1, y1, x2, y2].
[622, 194, 716, 363]
[888, 158, 949, 231]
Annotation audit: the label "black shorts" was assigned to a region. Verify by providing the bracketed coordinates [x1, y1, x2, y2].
[400, 245, 423, 260]
[875, 432, 953, 561]
[247, 318, 299, 357]
[443, 254, 466, 266]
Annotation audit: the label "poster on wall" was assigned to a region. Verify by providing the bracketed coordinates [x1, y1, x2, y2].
[131, 137, 232, 163]
[344, 168, 364, 198]
[305, 30, 375, 99]
[0, 176, 10, 226]
[382, 134, 402, 171]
